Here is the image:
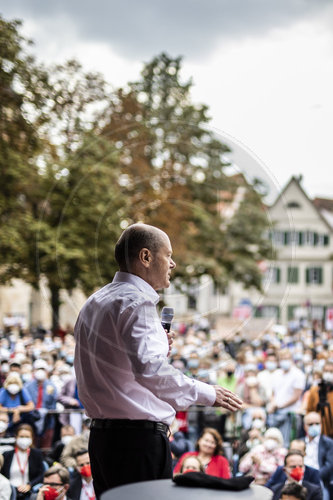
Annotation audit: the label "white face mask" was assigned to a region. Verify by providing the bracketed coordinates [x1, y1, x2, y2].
[252, 418, 264, 429]
[280, 360, 291, 371]
[61, 435, 74, 446]
[323, 372, 333, 383]
[1, 363, 9, 374]
[16, 437, 32, 450]
[264, 439, 278, 451]
[7, 383, 20, 395]
[22, 373, 33, 383]
[246, 376, 258, 387]
[35, 369, 47, 381]
[0, 420, 8, 433]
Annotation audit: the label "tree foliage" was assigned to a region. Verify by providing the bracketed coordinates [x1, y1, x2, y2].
[0, 17, 272, 329]
[102, 53, 272, 289]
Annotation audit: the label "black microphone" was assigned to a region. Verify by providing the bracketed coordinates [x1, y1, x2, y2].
[161, 307, 174, 333]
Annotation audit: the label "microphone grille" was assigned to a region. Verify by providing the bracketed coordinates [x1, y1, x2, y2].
[161, 307, 174, 322]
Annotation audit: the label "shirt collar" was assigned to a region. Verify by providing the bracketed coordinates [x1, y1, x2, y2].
[113, 271, 160, 305]
[305, 434, 320, 445]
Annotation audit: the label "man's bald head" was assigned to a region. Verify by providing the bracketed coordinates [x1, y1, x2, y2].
[114, 224, 167, 272]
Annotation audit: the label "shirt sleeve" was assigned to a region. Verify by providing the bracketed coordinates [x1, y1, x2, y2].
[294, 371, 306, 391]
[0, 388, 5, 405]
[121, 298, 216, 410]
[21, 387, 33, 404]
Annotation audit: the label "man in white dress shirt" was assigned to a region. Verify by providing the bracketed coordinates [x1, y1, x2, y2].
[74, 223, 243, 497]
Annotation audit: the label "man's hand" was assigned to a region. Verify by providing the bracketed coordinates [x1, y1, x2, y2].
[166, 329, 175, 357]
[213, 385, 243, 412]
[36, 485, 50, 500]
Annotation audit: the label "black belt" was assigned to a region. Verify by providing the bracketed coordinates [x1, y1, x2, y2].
[91, 418, 169, 435]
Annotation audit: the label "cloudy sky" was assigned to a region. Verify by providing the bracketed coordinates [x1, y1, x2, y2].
[2, 0, 333, 202]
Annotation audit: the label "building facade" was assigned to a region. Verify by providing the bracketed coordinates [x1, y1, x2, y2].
[1, 176, 332, 330]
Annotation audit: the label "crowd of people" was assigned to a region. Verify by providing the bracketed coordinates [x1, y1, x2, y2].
[0, 317, 333, 499]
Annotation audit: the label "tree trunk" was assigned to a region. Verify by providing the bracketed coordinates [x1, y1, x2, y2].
[50, 286, 60, 333]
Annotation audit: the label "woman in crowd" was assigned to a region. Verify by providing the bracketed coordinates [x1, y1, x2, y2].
[1, 423, 45, 499]
[0, 373, 34, 433]
[238, 427, 287, 484]
[173, 427, 230, 478]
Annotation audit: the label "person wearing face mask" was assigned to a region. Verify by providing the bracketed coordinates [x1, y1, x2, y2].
[24, 360, 57, 449]
[302, 412, 333, 500]
[265, 440, 321, 490]
[237, 363, 268, 430]
[267, 349, 306, 447]
[307, 361, 333, 438]
[67, 450, 95, 500]
[60, 418, 90, 469]
[1, 424, 44, 498]
[0, 373, 34, 433]
[235, 408, 267, 462]
[46, 425, 76, 466]
[32, 464, 70, 500]
[57, 374, 83, 435]
[0, 359, 10, 386]
[257, 351, 278, 400]
[267, 450, 323, 500]
[238, 427, 287, 485]
[0, 411, 16, 454]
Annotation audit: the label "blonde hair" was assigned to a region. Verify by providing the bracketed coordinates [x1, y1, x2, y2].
[3, 372, 23, 390]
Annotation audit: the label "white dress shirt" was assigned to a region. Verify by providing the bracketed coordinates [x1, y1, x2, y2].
[79, 478, 95, 500]
[304, 435, 320, 470]
[74, 272, 215, 426]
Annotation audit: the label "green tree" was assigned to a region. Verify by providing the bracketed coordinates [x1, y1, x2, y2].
[102, 53, 272, 291]
[0, 18, 125, 330]
[0, 17, 48, 287]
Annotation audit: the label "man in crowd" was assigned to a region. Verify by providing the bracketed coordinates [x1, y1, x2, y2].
[74, 223, 243, 497]
[268, 450, 322, 500]
[68, 449, 95, 500]
[32, 464, 70, 500]
[303, 412, 333, 500]
[307, 361, 333, 438]
[280, 482, 308, 500]
[265, 440, 320, 489]
[25, 359, 57, 448]
[268, 349, 305, 446]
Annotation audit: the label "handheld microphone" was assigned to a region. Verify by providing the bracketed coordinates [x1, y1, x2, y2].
[161, 307, 174, 333]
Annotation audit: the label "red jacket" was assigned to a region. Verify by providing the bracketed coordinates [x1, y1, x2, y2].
[173, 451, 231, 478]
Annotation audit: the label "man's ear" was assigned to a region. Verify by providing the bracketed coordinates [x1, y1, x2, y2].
[139, 248, 151, 267]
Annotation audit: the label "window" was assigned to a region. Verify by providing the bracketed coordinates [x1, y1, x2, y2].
[287, 201, 301, 209]
[287, 267, 299, 284]
[261, 305, 280, 319]
[305, 231, 315, 246]
[265, 266, 281, 284]
[306, 267, 323, 285]
[188, 295, 197, 309]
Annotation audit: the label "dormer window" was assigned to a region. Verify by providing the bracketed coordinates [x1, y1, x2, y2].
[287, 201, 301, 209]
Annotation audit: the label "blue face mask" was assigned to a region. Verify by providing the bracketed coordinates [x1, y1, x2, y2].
[280, 360, 291, 371]
[188, 359, 199, 369]
[66, 355, 74, 365]
[308, 424, 321, 438]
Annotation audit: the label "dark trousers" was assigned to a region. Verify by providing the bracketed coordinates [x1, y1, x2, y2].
[89, 425, 172, 498]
